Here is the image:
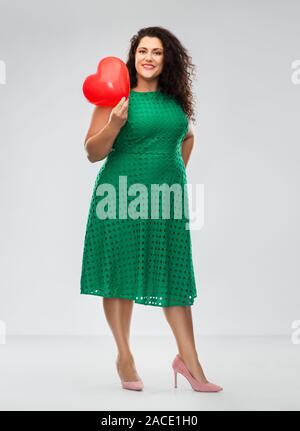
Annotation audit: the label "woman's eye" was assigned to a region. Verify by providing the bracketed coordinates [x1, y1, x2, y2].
[139, 50, 162, 55]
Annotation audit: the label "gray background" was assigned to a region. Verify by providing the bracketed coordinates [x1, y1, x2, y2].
[0, 0, 299, 337]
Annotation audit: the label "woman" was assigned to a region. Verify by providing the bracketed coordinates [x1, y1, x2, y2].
[80, 26, 223, 393]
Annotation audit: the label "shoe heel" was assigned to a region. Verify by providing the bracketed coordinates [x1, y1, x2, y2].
[174, 369, 177, 388]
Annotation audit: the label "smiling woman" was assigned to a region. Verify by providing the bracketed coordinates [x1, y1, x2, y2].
[80, 26, 223, 393]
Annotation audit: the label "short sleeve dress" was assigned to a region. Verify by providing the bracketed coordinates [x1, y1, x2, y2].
[80, 89, 197, 307]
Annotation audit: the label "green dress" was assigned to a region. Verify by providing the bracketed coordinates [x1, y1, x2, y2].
[80, 89, 197, 307]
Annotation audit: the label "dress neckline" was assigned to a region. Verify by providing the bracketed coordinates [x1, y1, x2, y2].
[130, 89, 160, 94]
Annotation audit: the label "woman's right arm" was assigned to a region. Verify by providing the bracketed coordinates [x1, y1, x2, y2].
[84, 96, 129, 162]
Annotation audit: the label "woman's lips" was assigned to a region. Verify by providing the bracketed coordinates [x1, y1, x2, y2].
[143, 64, 155, 69]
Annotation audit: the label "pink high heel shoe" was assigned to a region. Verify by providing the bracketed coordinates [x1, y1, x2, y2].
[172, 354, 223, 392]
[116, 359, 144, 391]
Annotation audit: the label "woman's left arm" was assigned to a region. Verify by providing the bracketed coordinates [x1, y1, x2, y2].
[181, 120, 194, 167]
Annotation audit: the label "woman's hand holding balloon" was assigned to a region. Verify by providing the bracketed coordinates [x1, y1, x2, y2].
[108, 96, 129, 131]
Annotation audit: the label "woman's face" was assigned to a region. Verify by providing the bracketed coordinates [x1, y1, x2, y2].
[135, 36, 164, 82]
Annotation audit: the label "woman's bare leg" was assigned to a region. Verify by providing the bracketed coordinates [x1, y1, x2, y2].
[102, 298, 140, 381]
[163, 305, 209, 383]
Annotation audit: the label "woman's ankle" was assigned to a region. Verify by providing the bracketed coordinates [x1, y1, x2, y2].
[117, 352, 134, 363]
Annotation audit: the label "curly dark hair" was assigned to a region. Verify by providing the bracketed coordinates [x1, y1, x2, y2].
[126, 26, 197, 124]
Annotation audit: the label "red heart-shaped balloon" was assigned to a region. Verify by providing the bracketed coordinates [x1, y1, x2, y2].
[82, 56, 130, 106]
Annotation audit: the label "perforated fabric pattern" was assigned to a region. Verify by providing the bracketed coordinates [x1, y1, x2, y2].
[80, 89, 197, 307]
